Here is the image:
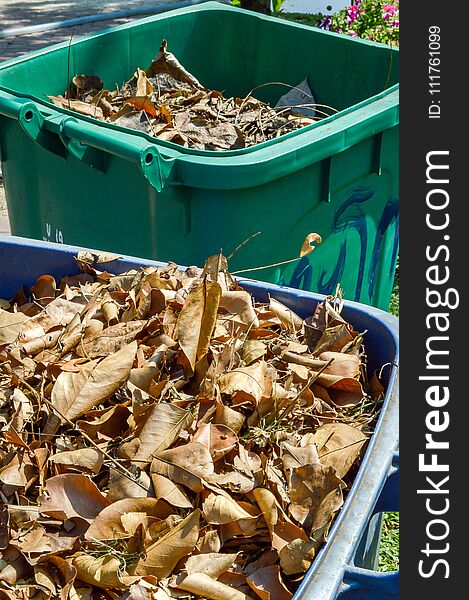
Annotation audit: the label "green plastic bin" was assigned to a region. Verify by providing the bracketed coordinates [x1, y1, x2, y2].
[0, 2, 399, 309]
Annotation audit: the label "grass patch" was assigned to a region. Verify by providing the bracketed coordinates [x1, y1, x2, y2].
[378, 512, 399, 571]
[389, 258, 399, 317]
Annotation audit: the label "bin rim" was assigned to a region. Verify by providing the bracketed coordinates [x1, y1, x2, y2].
[0, 234, 399, 600]
[0, 2, 399, 160]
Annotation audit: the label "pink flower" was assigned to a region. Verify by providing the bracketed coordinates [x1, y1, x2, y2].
[348, 29, 358, 37]
[347, 5, 360, 22]
[382, 3, 398, 20]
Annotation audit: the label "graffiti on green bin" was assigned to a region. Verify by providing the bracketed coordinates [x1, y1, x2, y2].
[287, 186, 399, 303]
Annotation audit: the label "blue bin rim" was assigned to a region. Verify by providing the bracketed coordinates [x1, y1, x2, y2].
[0, 234, 399, 599]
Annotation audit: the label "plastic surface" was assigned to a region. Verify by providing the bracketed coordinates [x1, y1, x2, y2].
[0, 235, 399, 599]
[0, 3, 399, 310]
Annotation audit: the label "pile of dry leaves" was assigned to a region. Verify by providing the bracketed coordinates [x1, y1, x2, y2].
[48, 40, 335, 150]
[0, 251, 384, 600]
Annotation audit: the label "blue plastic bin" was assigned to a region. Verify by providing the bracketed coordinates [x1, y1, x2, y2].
[0, 235, 399, 599]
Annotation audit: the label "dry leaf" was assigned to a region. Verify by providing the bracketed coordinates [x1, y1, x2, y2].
[300, 232, 322, 257]
[177, 279, 221, 373]
[269, 299, 303, 334]
[49, 448, 103, 474]
[51, 341, 137, 421]
[202, 492, 255, 525]
[145, 39, 203, 88]
[85, 498, 172, 541]
[175, 572, 253, 600]
[151, 442, 214, 493]
[72, 553, 125, 589]
[0, 309, 28, 344]
[133, 402, 193, 464]
[311, 423, 367, 479]
[135, 509, 200, 578]
[151, 473, 193, 509]
[185, 552, 239, 578]
[289, 464, 343, 532]
[40, 474, 111, 522]
[218, 361, 269, 405]
[246, 565, 292, 600]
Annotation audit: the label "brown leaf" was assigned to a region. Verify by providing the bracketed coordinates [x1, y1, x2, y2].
[240, 340, 267, 366]
[175, 572, 253, 600]
[133, 402, 193, 464]
[300, 232, 322, 257]
[0, 309, 28, 344]
[177, 279, 221, 373]
[49, 448, 103, 474]
[246, 565, 292, 600]
[280, 441, 320, 472]
[145, 40, 203, 89]
[40, 474, 111, 522]
[278, 538, 316, 575]
[136, 509, 200, 578]
[125, 96, 158, 117]
[318, 351, 361, 378]
[205, 471, 255, 494]
[160, 104, 172, 124]
[135, 68, 153, 97]
[185, 552, 239, 578]
[76, 404, 131, 440]
[34, 555, 77, 600]
[251, 488, 278, 535]
[151, 473, 193, 509]
[107, 466, 154, 502]
[218, 361, 269, 405]
[289, 464, 343, 532]
[72, 553, 125, 589]
[85, 498, 172, 541]
[202, 492, 256, 525]
[192, 423, 238, 461]
[0, 453, 35, 488]
[77, 321, 144, 357]
[269, 299, 303, 334]
[311, 423, 367, 479]
[51, 341, 137, 421]
[151, 442, 214, 493]
[219, 291, 259, 329]
[313, 324, 355, 354]
[0, 545, 32, 584]
[30, 274, 57, 301]
[48, 96, 104, 118]
[10, 524, 77, 564]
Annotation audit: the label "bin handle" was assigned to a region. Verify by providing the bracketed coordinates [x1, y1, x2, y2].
[338, 451, 400, 599]
[15, 101, 177, 193]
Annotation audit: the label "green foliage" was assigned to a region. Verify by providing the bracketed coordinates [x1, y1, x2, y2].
[271, 0, 287, 15]
[388, 258, 399, 316]
[379, 512, 400, 571]
[318, 0, 399, 46]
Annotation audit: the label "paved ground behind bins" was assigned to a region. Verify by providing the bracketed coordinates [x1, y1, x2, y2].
[0, 0, 195, 235]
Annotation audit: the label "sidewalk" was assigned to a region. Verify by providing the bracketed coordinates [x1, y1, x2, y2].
[0, 0, 188, 234]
